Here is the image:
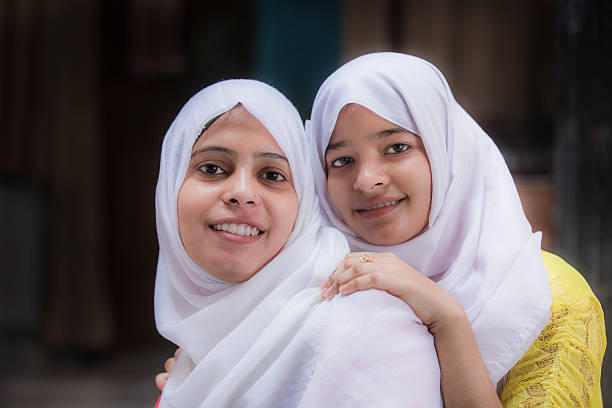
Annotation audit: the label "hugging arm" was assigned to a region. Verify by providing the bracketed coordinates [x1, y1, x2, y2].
[155, 348, 180, 392]
[322, 252, 502, 408]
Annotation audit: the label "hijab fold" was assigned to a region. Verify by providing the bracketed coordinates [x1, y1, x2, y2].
[309, 53, 552, 383]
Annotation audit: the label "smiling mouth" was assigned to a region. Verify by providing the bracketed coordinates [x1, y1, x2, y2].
[210, 223, 264, 237]
[356, 197, 406, 213]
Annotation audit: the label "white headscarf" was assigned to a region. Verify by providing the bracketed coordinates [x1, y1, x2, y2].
[308, 53, 552, 383]
[154, 79, 349, 407]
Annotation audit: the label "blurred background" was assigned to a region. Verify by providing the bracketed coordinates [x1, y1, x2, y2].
[0, 0, 610, 406]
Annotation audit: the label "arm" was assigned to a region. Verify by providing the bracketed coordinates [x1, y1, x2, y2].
[500, 252, 606, 407]
[322, 252, 501, 408]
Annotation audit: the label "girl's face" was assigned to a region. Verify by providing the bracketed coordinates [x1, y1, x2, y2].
[325, 104, 432, 245]
[178, 106, 298, 282]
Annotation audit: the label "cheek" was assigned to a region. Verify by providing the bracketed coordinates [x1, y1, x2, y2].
[177, 180, 214, 229]
[270, 192, 299, 237]
[285, 195, 299, 230]
[326, 177, 350, 214]
[176, 183, 192, 228]
[406, 158, 433, 209]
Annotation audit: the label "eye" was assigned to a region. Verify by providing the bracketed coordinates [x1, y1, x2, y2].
[385, 143, 410, 154]
[199, 164, 225, 175]
[330, 156, 354, 168]
[261, 171, 286, 181]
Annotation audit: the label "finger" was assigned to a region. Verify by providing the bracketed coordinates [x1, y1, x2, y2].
[339, 273, 386, 295]
[322, 255, 353, 291]
[164, 357, 176, 373]
[174, 347, 182, 358]
[155, 372, 169, 391]
[334, 264, 367, 287]
[323, 281, 339, 300]
[347, 252, 375, 262]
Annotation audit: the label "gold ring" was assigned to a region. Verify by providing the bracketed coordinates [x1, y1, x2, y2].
[359, 254, 374, 263]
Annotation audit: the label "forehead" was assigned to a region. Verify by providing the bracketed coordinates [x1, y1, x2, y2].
[330, 103, 421, 144]
[192, 105, 283, 153]
[333, 104, 397, 133]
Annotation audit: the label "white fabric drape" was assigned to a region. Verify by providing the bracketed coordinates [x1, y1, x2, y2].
[155, 79, 442, 407]
[308, 53, 552, 384]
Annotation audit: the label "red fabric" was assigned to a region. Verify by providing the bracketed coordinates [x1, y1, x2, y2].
[155, 395, 161, 408]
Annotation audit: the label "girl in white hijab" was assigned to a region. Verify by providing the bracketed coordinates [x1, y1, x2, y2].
[154, 79, 443, 407]
[311, 53, 553, 406]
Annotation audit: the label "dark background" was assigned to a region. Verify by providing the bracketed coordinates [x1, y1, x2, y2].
[1, 0, 610, 406]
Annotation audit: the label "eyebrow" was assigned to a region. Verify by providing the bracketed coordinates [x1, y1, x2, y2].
[326, 140, 348, 151]
[325, 127, 409, 153]
[255, 151, 289, 162]
[376, 127, 408, 137]
[190, 146, 288, 163]
[191, 146, 235, 158]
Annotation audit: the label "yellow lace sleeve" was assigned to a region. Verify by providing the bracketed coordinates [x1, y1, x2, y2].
[499, 251, 606, 407]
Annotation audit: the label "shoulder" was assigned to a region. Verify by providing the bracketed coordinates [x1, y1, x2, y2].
[330, 288, 421, 324]
[500, 251, 606, 407]
[541, 251, 596, 300]
[321, 290, 434, 374]
[300, 290, 442, 407]
[541, 251, 605, 346]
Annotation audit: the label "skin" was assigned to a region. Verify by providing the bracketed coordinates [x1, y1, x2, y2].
[158, 104, 502, 407]
[324, 104, 432, 245]
[178, 105, 298, 283]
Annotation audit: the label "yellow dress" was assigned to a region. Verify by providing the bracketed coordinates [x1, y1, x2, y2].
[499, 251, 606, 407]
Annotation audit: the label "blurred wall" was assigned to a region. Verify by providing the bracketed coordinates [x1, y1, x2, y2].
[1, 3, 610, 403]
[1, 0, 113, 352]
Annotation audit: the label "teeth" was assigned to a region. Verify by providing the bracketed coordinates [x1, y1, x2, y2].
[362, 200, 399, 211]
[212, 223, 261, 236]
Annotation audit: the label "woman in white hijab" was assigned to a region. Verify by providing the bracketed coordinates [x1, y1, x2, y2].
[154, 78, 443, 407]
[313, 53, 604, 407]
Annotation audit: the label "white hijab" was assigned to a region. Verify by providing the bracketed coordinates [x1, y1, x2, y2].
[308, 53, 552, 383]
[154, 79, 349, 407]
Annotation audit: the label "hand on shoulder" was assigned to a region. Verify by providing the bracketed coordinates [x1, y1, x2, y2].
[321, 252, 466, 334]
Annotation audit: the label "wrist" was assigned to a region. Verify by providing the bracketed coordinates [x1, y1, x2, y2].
[428, 297, 470, 337]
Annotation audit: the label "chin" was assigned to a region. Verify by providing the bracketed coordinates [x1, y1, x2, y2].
[202, 260, 256, 283]
[359, 227, 410, 246]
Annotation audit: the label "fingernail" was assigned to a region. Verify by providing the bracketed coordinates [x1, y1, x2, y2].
[339, 285, 348, 294]
[324, 286, 334, 300]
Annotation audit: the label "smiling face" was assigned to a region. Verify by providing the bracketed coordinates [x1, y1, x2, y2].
[177, 105, 298, 282]
[325, 104, 432, 245]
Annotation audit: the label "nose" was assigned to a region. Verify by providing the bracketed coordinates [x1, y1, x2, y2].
[221, 169, 260, 206]
[353, 157, 389, 193]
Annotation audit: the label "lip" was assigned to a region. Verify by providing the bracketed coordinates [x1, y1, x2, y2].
[354, 196, 406, 211]
[208, 217, 267, 244]
[212, 229, 264, 244]
[354, 196, 406, 219]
